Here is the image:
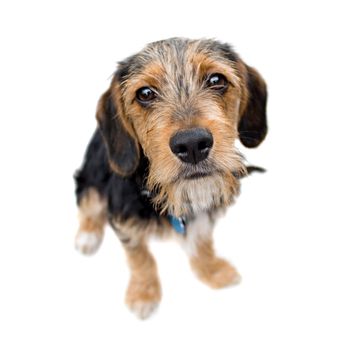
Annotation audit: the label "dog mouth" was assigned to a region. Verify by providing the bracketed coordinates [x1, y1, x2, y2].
[183, 171, 213, 180]
[179, 163, 216, 180]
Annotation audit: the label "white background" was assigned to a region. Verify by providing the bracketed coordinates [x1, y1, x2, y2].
[1, 0, 349, 349]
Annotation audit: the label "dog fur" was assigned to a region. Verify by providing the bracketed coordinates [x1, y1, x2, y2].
[74, 38, 268, 319]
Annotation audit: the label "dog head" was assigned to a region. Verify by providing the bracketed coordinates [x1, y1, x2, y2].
[97, 38, 268, 216]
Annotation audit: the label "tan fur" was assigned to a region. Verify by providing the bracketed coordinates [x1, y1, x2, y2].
[152, 171, 241, 217]
[77, 188, 107, 236]
[76, 38, 267, 318]
[116, 43, 248, 216]
[96, 87, 140, 176]
[124, 242, 161, 319]
[111, 216, 172, 247]
[190, 238, 241, 289]
[75, 188, 107, 255]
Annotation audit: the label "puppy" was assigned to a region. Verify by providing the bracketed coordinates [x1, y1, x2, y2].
[74, 38, 268, 319]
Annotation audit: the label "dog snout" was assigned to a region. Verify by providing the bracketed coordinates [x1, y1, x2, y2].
[169, 128, 213, 164]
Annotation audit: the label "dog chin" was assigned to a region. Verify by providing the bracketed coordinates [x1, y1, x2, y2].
[151, 171, 240, 217]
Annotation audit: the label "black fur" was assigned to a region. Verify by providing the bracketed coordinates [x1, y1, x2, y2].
[213, 42, 239, 63]
[115, 55, 138, 83]
[97, 91, 139, 176]
[74, 129, 111, 204]
[75, 130, 160, 222]
[238, 66, 268, 148]
[75, 38, 267, 228]
[75, 130, 264, 224]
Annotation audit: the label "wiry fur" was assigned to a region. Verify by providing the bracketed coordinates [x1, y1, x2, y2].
[74, 38, 268, 319]
[119, 39, 248, 216]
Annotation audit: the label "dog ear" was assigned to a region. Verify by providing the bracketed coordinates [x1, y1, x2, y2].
[238, 65, 268, 148]
[96, 85, 140, 176]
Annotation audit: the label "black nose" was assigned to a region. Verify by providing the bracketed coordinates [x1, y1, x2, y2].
[169, 128, 213, 164]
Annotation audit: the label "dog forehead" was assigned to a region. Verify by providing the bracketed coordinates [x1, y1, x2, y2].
[118, 38, 238, 85]
[142, 38, 238, 64]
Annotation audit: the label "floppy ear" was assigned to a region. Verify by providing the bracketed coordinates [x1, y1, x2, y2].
[96, 85, 140, 176]
[238, 65, 268, 148]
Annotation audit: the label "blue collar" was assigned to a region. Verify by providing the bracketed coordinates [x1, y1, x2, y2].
[140, 188, 187, 235]
[167, 215, 186, 235]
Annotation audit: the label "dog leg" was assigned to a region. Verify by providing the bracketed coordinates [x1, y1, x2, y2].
[189, 238, 241, 288]
[75, 188, 107, 255]
[123, 241, 161, 320]
[182, 213, 241, 288]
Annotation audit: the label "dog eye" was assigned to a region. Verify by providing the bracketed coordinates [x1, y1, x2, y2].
[206, 73, 228, 91]
[136, 87, 157, 105]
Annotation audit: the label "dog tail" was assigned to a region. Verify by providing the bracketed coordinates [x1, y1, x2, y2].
[234, 165, 266, 179]
[245, 165, 266, 175]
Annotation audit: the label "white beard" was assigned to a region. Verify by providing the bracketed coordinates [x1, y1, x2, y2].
[164, 172, 240, 217]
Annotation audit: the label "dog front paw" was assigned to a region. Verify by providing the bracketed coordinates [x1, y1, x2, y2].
[75, 231, 103, 255]
[125, 278, 161, 320]
[128, 300, 159, 320]
[191, 257, 241, 289]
